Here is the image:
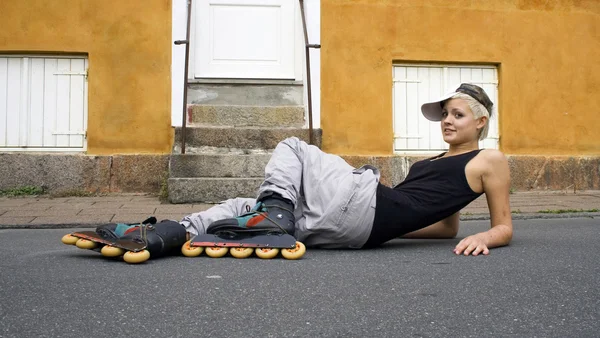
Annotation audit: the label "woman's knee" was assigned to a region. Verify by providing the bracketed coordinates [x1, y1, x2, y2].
[278, 136, 302, 148]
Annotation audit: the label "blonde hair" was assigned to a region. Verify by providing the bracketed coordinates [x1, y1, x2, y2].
[449, 92, 490, 140]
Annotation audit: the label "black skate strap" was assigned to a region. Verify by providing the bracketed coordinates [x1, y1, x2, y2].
[141, 216, 157, 225]
[207, 223, 285, 236]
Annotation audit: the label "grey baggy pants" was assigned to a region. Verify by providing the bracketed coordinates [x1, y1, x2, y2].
[181, 137, 379, 249]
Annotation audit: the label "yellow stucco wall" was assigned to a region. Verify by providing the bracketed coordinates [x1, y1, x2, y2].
[0, 0, 173, 154]
[321, 0, 600, 155]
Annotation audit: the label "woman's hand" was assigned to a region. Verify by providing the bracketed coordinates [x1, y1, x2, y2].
[454, 234, 489, 256]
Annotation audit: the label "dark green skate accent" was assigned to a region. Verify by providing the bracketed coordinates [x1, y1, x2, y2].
[230, 201, 266, 227]
[115, 223, 135, 236]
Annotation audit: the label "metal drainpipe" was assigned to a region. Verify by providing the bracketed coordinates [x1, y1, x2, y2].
[299, 0, 320, 146]
[174, 0, 193, 154]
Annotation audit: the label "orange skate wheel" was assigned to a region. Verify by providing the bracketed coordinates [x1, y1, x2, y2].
[101, 245, 125, 257]
[181, 240, 203, 257]
[281, 241, 306, 260]
[205, 247, 228, 258]
[254, 247, 279, 259]
[229, 247, 253, 259]
[75, 238, 98, 250]
[61, 234, 79, 245]
[123, 250, 150, 264]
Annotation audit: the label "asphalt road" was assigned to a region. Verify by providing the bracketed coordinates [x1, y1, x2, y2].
[1, 218, 599, 338]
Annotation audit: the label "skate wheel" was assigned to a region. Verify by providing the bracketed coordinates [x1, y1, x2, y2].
[255, 247, 279, 259]
[101, 245, 125, 257]
[229, 247, 253, 259]
[205, 247, 228, 258]
[123, 250, 150, 264]
[181, 240, 203, 257]
[75, 238, 98, 250]
[281, 241, 306, 260]
[61, 234, 79, 245]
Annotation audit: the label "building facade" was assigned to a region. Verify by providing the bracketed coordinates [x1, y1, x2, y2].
[320, 0, 600, 190]
[1, 0, 599, 195]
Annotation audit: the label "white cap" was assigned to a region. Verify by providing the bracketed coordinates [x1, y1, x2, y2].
[420, 90, 460, 122]
[420, 83, 494, 121]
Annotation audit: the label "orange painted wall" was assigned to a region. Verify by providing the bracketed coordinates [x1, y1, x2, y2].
[0, 0, 173, 154]
[321, 0, 600, 155]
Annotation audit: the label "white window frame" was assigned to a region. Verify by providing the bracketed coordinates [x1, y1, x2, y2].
[392, 64, 499, 154]
[0, 55, 88, 152]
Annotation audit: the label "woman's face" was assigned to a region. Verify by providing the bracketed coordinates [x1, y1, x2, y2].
[440, 98, 484, 144]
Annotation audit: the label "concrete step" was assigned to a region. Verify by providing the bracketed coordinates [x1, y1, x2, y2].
[170, 83, 309, 203]
[168, 177, 263, 203]
[174, 126, 322, 150]
[171, 145, 273, 155]
[169, 153, 271, 178]
[189, 105, 305, 127]
[187, 83, 303, 106]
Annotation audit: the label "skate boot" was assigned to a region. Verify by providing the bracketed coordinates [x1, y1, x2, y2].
[184, 196, 305, 260]
[207, 196, 296, 237]
[119, 220, 188, 258]
[62, 219, 188, 264]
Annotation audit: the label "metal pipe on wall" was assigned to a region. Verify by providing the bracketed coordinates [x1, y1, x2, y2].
[174, 0, 193, 154]
[299, 0, 320, 146]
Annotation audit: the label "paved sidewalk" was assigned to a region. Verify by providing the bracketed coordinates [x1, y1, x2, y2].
[459, 190, 600, 220]
[0, 195, 212, 228]
[0, 191, 599, 228]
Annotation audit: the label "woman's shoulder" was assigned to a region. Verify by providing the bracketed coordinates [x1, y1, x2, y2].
[478, 149, 508, 163]
[474, 149, 510, 176]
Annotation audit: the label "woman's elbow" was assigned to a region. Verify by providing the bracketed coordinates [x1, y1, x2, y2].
[501, 224, 513, 245]
[447, 227, 459, 239]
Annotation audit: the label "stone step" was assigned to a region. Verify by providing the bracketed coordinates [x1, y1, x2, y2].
[187, 83, 303, 106]
[189, 105, 305, 127]
[169, 153, 271, 178]
[171, 145, 273, 155]
[174, 126, 322, 150]
[168, 177, 264, 204]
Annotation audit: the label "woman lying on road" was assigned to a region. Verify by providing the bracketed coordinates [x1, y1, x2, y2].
[181, 83, 513, 256]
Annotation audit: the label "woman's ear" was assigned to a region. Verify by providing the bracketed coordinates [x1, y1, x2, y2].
[476, 115, 488, 130]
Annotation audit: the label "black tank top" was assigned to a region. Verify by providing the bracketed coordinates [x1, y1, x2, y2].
[363, 149, 484, 248]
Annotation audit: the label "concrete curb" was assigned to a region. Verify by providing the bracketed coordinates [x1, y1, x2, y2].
[0, 223, 101, 230]
[2, 212, 598, 230]
[461, 212, 600, 221]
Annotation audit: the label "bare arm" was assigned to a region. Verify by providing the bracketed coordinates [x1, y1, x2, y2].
[401, 212, 460, 239]
[454, 150, 513, 256]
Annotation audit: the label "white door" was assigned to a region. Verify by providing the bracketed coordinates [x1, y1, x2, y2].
[0, 56, 88, 151]
[195, 0, 296, 79]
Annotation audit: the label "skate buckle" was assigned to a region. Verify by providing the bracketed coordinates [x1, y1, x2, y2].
[276, 214, 283, 219]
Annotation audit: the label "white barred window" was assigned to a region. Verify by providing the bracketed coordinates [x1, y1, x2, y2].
[392, 65, 499, 153]
[0, 55, 88, 151]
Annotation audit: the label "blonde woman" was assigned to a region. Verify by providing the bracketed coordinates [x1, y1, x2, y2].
[182, 84, 513, 256]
